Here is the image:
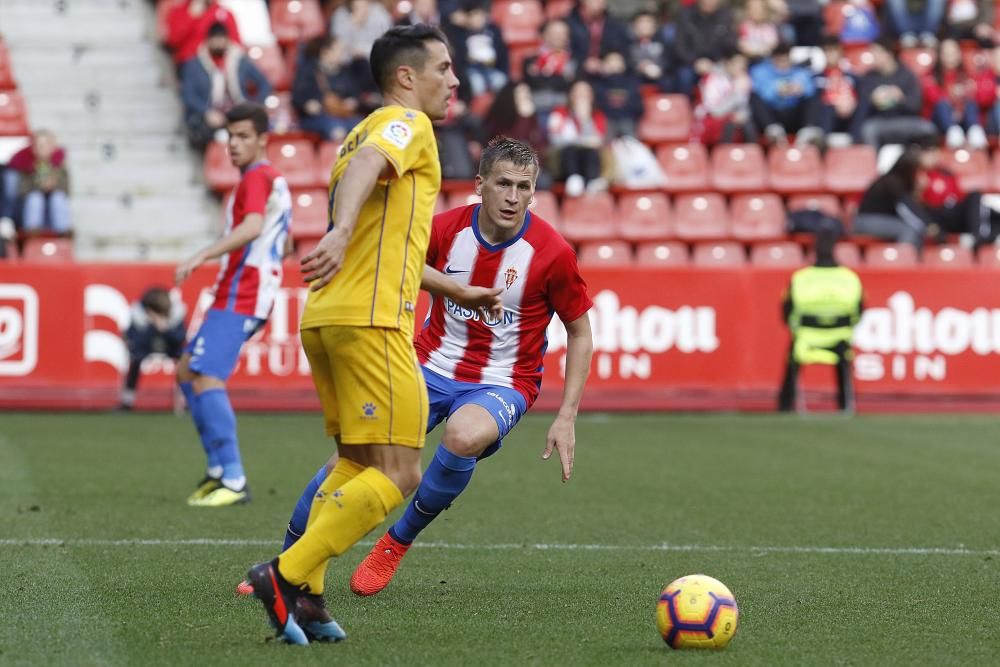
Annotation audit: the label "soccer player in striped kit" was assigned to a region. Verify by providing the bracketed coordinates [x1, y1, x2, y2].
[175, 102, 292, 508]
[263, 136, 595, 599]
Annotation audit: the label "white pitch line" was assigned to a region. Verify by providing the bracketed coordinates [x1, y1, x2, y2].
[0, 538, 998, 557]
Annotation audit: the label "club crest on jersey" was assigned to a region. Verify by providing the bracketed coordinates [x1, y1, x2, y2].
[504, 267, 518, 290]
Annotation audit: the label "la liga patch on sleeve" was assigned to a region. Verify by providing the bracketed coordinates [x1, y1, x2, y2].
[382, 120, 413, 149]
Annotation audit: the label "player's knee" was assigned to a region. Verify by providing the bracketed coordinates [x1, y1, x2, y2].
[191, 374, 224, 393]
[389, 464, 422, 497]
[442, 429, 486, 458]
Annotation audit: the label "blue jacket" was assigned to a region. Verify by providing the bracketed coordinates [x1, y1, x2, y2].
[750, 60, 816, 110]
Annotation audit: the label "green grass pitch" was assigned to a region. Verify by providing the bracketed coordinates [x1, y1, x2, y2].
[2, 411, 1000, 666]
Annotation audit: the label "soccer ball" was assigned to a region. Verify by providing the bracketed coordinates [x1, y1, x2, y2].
[656, 574, 739, 649]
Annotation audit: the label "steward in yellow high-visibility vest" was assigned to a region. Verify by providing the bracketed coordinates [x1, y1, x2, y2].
[777, 224, 863, 413]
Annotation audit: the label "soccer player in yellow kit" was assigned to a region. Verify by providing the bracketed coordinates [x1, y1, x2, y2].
[245, 25, 461, 645]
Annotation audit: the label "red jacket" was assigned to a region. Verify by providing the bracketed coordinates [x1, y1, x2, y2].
[921, 168, 963, 208]
[920, 67, 995, 118]
[165, 1, 242, 65]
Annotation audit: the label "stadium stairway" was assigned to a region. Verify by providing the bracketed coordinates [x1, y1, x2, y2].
[0, 0, 219, 261]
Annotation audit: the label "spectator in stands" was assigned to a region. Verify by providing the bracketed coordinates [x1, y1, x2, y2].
[737, 0, 787, 61]
[778, 222, 863, 414]
[749, 42, 822, 145]
[838, 0, 881, 45]
[673, 0, 739, 95]
[943, 0, 994, 43]
[524, 20, 578, 123]
[292, 37, 363, 142]
[566, 0, 632, 75]
[180, 23, 272, 150]
[815, 35, 858, 143]
[850, 40, 936, 148]
[630, 9, 674, 91]
[922, 38, 992, 148]
[785, 0, 824, 46]
[854, 146, 935, 248]
[484, 82, 553, 188]
[547, 79, 608, 197]
[694, 49, 757, 144]
[396, 0, 443, 27]
[445, 0, 509, 98]
[919, 144, 1000, 246]
[164, 0, 241, 66]
[590, 51, 644, 138]
[330, 0, 394, 91]
[886, 0, 945, 47]
[6, 130, 71, 236]
[119, 287, 187, 412]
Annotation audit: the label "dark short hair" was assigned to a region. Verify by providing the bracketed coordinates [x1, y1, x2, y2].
[369, 25, 450, 94]
[771, 41, 792, 57]
[226, 103, 269, 135]
[207, 21, 229, 38]
[140, 287, 172, 317]
[479, 136, 539, 178]
[820, 34, 842, 48]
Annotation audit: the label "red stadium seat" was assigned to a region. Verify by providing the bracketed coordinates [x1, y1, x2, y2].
[635, 241, 689, 266]
[266, 139, 320, 189]
[750, 241, 804, 267]
[291, 188, 329, 240]
[0, 38, 15, 90]
[577, 240, 633, 267]
[247, 45, 290, 91]
[203, 141, 240, 192]
[768, 145, 823, 194]
[730, 194, 786, 240]
[493, 1, 545, 46]
[940, 148, 990, 193]
[825, 145, 877, 194]
[269, 0, 326, 46]
[899, 47, 936, 76]
[560, 192, 617, 242]
[961, 47, 990, 75]
[923, 244, 973, 268]
[844, 44, 875, 74]
[656, 143, 709, 193]
[637, 95, 692, 145]
[787, 194, 842, 219]
[673, 193, 729, 240]
[0, 91, 28, 135]
[316, 141, 341, 182]
[528, 190, 560, 226]
[976, 245, 1000, 267]
[692, 242, 746, 267]
[20, 237, 74, 262]
[709, 144, 767, 193]
[617, 193, 673, 241]
[833, 242, 862, 267]
[865, 243, 918, 267]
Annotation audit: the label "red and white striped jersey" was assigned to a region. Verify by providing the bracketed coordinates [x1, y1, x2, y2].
[416, 204, 592, 404]
[211, 161, 292, 320]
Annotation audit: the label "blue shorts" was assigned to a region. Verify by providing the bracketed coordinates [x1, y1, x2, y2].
[422, 366, 528, 459]
[184, 308, 265, 381]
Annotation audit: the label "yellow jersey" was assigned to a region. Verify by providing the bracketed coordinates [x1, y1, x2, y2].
[301, 105, 441, 335]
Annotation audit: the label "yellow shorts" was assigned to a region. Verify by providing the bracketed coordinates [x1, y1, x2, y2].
[301, 325, 428, 448]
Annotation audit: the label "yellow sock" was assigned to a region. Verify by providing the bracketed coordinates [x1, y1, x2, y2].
[278, 466, 404, 587]
[301, 458, 365, 593]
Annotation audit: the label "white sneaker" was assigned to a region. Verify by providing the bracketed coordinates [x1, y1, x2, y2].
[826, 132, 853, 148]
[920, 32, 938, 48]
[900, 33, 918, 48]
[945, 125, 966, 149]
[795, 126, 824, 146]
[765, 124, 787, 145]
[0, 217, 14, 241]
[967, 124, 988, 150]
[586, 177, 608, 193]
[565, 174, 585, 197]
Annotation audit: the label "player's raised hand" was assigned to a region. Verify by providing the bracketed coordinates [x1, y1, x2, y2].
[457, 286, 504, 320]
[302, 229, 349, 290]
[542, 415, 575, 483]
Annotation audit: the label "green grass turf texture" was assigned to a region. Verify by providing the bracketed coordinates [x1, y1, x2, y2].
[2, 412, 999, 666]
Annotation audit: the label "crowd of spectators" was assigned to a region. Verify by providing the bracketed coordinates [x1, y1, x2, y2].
[155, 0, 1000, 254]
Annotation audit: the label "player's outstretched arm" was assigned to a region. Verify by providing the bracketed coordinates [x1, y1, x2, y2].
[302, 146, 387, 290]
[421, 266, 503, 319]
[543, 312, 593, 483]
[175, 213, 264, 284]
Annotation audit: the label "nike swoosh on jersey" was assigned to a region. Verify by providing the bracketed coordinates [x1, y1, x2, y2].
[444, 265, 469, 274]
